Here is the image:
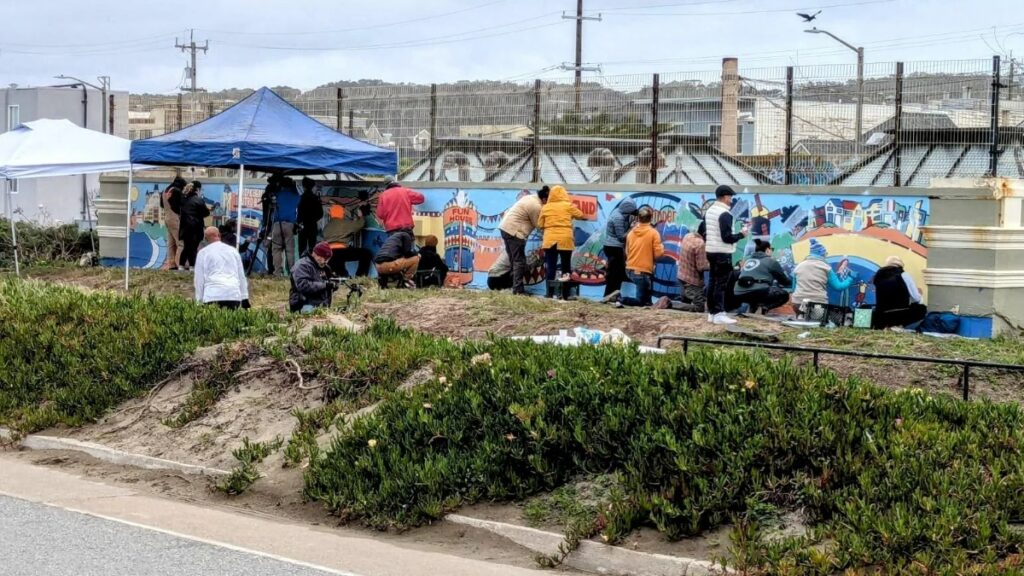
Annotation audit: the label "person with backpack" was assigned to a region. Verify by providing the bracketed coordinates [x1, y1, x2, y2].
[733, 239, 793, 314]
[602, 198, 638, 298]
[872, 255, 927, 329]
[296, 177, 324, 258]
[161, 176, 186, 270]
[178, 180, 210, 270]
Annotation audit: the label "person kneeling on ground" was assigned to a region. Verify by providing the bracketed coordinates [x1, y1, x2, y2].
[487, 250, 514, 290]
[415, 235, 449, 288]
[668, 221, 710, 312]
[603, 207, 666, 308]
[791, 243, 854, 316]
[289, 242, 338, 313]
[374, 228, 421, 289]
[733, 239, 793, 314]
[872, 255, 927, 329]
[194, 226, 250, 310]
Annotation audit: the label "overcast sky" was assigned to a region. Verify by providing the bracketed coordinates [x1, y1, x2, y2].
[2, 0, 1022, 93]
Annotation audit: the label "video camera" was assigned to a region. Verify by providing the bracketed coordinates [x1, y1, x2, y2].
[327, 274, 363, 310]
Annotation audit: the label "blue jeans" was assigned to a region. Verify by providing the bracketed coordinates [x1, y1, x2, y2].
[621, 271, 653, 307]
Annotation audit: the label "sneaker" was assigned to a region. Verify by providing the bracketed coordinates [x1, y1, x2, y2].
[557, 273, 572, 283]
[613, 301, 624, 309]
[707, 313, 715, 323]
[712, 313, 738, 325]
[653, 296, 671, 310]
[404, 279, 417, 289]
[600, 290, 621, 304]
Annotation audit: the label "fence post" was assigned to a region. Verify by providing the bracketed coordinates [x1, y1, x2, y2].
[650, 73, 660, 185]
[428, 84, 438, 182]
[784, 67, 794, 185]
[336, 88, 344, 133]
[108, 94, 115, 135]
[176, 94, 183, 131]
[894, 62, 904, 187]
[990, 55, 1003, 177]
[207, 101, 214, 120]
[533, 79, 542, 183]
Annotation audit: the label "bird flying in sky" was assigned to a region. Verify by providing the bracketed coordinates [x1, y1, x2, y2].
[797, 10, 822, 22]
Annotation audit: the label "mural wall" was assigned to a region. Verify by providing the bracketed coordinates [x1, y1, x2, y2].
[119, 180, 929, 305]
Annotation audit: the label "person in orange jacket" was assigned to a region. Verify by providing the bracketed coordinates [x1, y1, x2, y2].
[537, 185, 585, 299]
[603, 207, 666, 308]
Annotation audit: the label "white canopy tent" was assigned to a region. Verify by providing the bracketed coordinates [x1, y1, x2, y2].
[0, 119, 138, 279]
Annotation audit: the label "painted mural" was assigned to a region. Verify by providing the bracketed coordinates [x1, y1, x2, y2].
[116, 180, 929, 306]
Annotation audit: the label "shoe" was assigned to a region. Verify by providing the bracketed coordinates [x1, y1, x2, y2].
[653, 296, 671, 310]
[707, 314, 715, 323]
[712, 313, 738, 325]
[600, 290, 621, 304]
[405, 279, 417, 289]
[557, 273, 571, 282]
[613, 301, 624, 309]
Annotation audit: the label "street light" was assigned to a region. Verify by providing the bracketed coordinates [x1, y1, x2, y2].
[805, 27, 864, 155]
[54, 74, 110, 134]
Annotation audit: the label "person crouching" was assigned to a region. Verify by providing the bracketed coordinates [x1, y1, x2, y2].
[194, 226, 250, 310]
[374, 228, 421, 288]
[289, 242, 338, 313]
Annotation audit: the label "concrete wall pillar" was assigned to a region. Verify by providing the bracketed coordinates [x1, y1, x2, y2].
[924, 177, 1024, 336]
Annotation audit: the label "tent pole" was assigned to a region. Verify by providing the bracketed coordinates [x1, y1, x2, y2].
[6, 179, 19, 277]
[236, 165, 244, 247]
[124, 169, 133, 291]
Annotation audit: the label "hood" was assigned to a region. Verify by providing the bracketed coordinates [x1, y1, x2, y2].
[548, 185, 570, 203]
[617, 199, 638, 215]
[874, 264, 904, 281]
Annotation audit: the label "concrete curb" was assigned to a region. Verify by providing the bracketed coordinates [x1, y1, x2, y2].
[446, 514, 725, 576]
[7, 431, 229, 477]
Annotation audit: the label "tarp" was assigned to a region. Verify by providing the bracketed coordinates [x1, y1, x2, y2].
[0, 119, 135, 179]
[129, 87, 397, 175]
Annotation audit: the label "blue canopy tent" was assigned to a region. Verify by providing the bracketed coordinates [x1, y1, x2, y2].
[125, 87, 397, 288]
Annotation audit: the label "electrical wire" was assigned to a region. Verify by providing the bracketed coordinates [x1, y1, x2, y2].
[606, 0, 894, 17]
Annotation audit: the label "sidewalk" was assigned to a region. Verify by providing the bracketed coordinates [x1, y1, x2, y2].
[0, 454, 551, 576]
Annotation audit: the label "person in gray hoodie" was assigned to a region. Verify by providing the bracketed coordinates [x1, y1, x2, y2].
[602, 198, 638, 297]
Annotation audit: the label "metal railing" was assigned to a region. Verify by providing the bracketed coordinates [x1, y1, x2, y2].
[654, 335, 1024, 401]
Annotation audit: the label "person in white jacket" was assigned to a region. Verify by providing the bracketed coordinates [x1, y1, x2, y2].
[194, 227, 250, 310]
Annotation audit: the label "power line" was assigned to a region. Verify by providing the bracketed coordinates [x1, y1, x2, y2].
[605, 0, 894, 17]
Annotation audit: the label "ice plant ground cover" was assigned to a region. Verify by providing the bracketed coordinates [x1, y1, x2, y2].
[0, 280, 278, 433]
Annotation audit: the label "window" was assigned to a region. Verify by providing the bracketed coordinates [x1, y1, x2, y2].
[709, 124, 721, 150]
[7, 105, 19, 130]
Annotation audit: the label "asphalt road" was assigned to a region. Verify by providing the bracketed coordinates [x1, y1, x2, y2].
[0, 495, 345, 576]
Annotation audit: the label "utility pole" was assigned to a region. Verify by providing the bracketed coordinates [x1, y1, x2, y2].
[561, 0, 601, 116]
[176, 29, 208, 126]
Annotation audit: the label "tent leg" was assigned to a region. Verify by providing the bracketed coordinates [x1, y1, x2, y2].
[236, 164, 244, 246]
[6, 179, 18, 277]
[124, 170, 133, 291]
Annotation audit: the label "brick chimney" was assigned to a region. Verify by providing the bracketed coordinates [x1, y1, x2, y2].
[720, 57, 739, 155]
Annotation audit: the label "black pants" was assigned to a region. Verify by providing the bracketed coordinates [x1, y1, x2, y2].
[488, 273, 513, 290]
[179, 237, 201, 268]
[874, 302, 928, 329]
[297, 225, 319, 258]
[544, 248, 572, 280]
[706, 253, 734, 315]
[603, 246, 626, 296]
[329, 247, 372, 277]
[207, 301, 241, 310]
[501, 231, 528, 294]
[736, 285, 790, 313]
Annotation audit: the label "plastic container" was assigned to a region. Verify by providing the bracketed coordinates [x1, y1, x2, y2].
[853, 307, 873, 329]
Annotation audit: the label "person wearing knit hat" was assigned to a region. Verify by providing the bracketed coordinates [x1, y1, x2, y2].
[791, 240, 852, 314]
[703, 185, 748, 324]
[288, 241, 338, 313]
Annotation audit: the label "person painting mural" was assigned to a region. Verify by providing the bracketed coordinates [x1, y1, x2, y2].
[178, 180, 210, 271]
[791, 240, 855, 314]
[603, 198, 638, 298]
[161, 176, 187, 270]
[604, 207, 666, 308]
[704, 185, 749, 325]
[376, 179, 425, 235]
[733, 239, 793, 314]
[499, 186, 549, 295]
[872, 255, 927, 329]
[537, 185, 585, 299]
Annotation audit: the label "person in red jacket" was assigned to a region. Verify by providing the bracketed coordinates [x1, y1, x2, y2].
[375, 180, 425, 234]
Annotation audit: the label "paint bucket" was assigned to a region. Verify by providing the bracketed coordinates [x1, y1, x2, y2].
[853, 307, 873, 329]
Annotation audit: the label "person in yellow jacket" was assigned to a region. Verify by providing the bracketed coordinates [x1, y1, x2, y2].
[603, 207, 667, 308]
[537, 185, 585, 298]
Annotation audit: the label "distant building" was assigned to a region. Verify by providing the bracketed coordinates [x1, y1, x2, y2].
[128, 109, 168, 140]
[457, 124, 533, 140]
[1, 85, 128, 224]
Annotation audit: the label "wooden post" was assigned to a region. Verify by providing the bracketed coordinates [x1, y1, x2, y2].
[650, 73, 660, 185]
[428, 84, 438, 182]
[533, 79, 542, 183]
[894, 62, 904, 187]
[784, 67, 794, 185]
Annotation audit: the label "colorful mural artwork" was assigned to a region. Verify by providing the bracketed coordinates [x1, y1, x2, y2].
[116, 180, 929, 306]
